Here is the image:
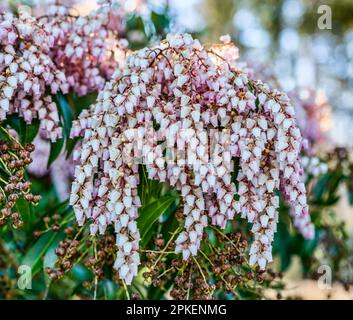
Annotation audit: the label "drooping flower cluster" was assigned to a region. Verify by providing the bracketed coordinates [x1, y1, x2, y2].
[40, 0, 128, 96]
[0, 6, 68, 141]
[242, 60, 331, 178]
[70, 33, 313, 284]
[242, 61, 332, 154]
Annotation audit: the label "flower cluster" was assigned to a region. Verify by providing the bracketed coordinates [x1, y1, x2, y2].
[241, 61, 331, 181]
[239, 61, 332, 154]
[41, 0, 128, 96]
[45, 223, 119, 295]
[70, 33, 312, 284]
[0, 6, 68, 141]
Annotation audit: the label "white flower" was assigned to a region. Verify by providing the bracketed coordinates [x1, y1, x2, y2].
[3, 86, 14, 99]
[177, 74, 188, 87]
[146, 96, 155, 108]
[219, 34, 231, 44]
[0, 99, 10, 112]
[115, 202, 124, 215]
[119, 264, 129, 278]
[174, 63, 183, 76]
[266, 180, 275, 193]
[249, 254, 257, 266]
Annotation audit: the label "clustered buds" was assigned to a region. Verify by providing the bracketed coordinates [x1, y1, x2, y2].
[0, 6, 68, 141]
[47, 227, 80, 280]
[241, 63, 331, 155]
[70, 33, 313, 285]
[46, 224, 118, 289]
[41, 0, 128, 96]
[242, 63, 331, 182]
[0, 134, 40, 228]
[142, 230, 280, 300]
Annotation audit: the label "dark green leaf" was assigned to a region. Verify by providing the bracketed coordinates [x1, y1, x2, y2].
[43, 231, 66, 285]
[23, 118, 40, 144]
[47, 138, 64, 168]
[126, 15, 146, 33]
[71, 92, 98, 115]
[66, 136, 79, 159]
[151, 11, 170, 35]
[15, 195, 33, 232]
[55, 93, 74, 139]
[138, 195, 177, 247]
[71, 264, 93, 282]
[101, 279, 118, 300]
[3, 115, 39, 144]
[21, 231, 59, 277]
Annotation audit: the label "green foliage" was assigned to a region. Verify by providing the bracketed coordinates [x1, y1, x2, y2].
[138, 195, 178, 247]
[3, 115, 40, 145]
[126, 8, 171, 50]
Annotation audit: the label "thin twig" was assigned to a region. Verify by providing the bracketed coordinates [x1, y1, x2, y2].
[151, 226, 181, 270]
[122, 280, 130, 300]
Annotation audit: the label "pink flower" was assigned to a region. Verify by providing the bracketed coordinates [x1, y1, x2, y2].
[40, 0, 128, 96]
[70, 33, 312, 284]
[0, 6, 68, 141]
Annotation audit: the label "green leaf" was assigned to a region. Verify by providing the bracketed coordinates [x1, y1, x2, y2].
[71, 264, 93, 282]
[43, 231, 65, 270]
[138, 165, 166, 205]
[50, 199, 70, 215]
[66, 136, 79, 159]
[71, 92, 98, 115]
[160, 208, 180, 243]
[151, 11, 170, 35]
[55, 93, 74, 139]
[15, 195, 33, 232]
[23, 118, 40, 144]
[126, 15, 146, 33]
[21, 231, 59, 277]
[47, 138, 64, 168]
[101, 279, 118, 300]
[4, 114, 22, 135]
[138, 195, 177, 247]
[3, 115, 39, 144]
